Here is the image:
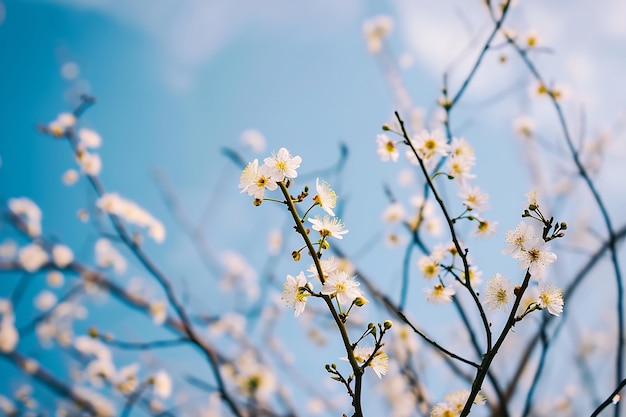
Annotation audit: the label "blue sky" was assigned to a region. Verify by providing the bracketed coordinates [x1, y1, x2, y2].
[1, 0, 626, 415]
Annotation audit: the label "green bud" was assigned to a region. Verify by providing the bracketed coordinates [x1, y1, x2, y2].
[560, 221, 567, 230]
[383, 320, 393, 330]
[88, 327, 98, 338]
[382, 124, 390, 131]
[354, 297, 368, 307]
[320, 240, 330, 250]
[291, 251, 301, 262]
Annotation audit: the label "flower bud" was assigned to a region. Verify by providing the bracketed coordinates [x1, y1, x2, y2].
[88, 327, 99, 338]
[253, 198, 262, 206]
[291, 251, 301, 262]
[383, 320, 393, 330]
[320, 240, 330, 250]
[513, 285, 521, 296]
[354, 297, 368, 307]
[560, 222, 567, 230]
[382, 124, 390, 131]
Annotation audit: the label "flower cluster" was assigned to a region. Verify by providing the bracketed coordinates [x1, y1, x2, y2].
[495, 193, 565, 317]
[239, 147, 302, 201]
[376, 125, 497, 239]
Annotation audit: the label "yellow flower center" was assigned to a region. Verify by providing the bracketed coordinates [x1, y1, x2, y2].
[424, 138, 436, 150]
[528, 248, 541, 262]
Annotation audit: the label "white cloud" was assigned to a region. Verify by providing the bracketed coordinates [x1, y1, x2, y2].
[43, 0, 361, 92]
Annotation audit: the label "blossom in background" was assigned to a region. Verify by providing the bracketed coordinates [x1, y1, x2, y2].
[150, 302, 167, 325]
[74, 335, 112, 362]
[263, 147, 302, 182]
[224, 351, 277, 400]
[458, 185, 490, 212]
[382, 202, 405, 223]
[0, 300, 18, 353]
[62, 169, 79, 185]
[525, 29, 540, 48]
[362, 15, 393, 54]
[431, 389, 485, 416]
[343, 346, 389, 378]
[514, 115, 536, 139]
[0, 240, 17, 259]
[18, 243, 48, 272]
[77, 151, 102, 176]
[47, 112, 76, 136]
[267, 229, 283, 256]
[96, 193, 166, 243]
[447, 155, 476, 184]
[34, 290, 57, 311]
[410, 129, 449, 161]
[95, 238, 127, 275]
[513, 237, 557, 278]
[313, 178, 337, 216]
[538, 283, 564, 316]
[450, 137, 475, 161]
[445, 389, 485, 413]
[0, 396, 16, 416]
[484, 273, 513, 312]
[219, 251, 259, 301]
[8, 197, 42, 237]
[461, 265, 483, 287]
[112, 363, 140, 394]
[73, 387, 116, 417]
[77, 128, 102, 149]
[425, 284, 455, 304]
[321, 270, 362, 305]
[151, 370, 172, 399]
[239, 129, 266, 153]
[430, 402, 456, 417]
[239, 159, 277, 200]
[309, 215, 349, 240]
[52, 244, 74, 268]
[417, 255, 440, 280]
[472, 219, 498, 239]
[47, 271, 64, 287]
[282, 272, 310, 317]
[376, 134, 399, 162]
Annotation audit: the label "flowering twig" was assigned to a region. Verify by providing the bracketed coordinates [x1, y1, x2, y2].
[503, 30, 624, 417]
[395, 111, 493, 352]
[277, 181, 365, 417]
